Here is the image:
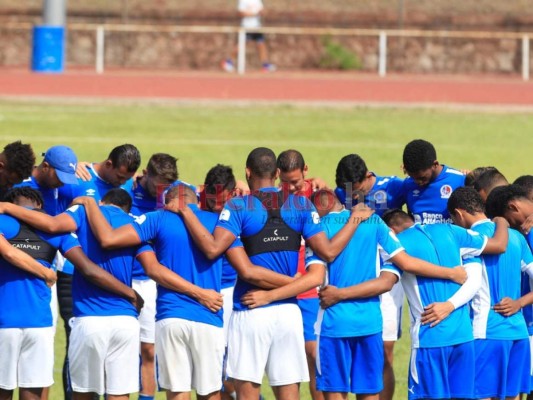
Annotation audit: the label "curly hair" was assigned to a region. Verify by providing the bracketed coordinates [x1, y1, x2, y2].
[3, 141, 35, 181]
[335, 154, 368, 188]
[4, 186, 44, 209]
[485, 184, 527, 219]
[447, 187, 485, 216]
[402, 139, 436, 174]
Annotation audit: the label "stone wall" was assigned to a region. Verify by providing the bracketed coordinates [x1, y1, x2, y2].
[1, 27, 529, 75]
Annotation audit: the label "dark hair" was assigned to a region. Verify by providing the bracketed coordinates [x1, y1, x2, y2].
[310, 188, 338, 211]
[3, 141, 35, 181]
[4, 186, 44, 208]
[447, 187, 485, 216]
[108, 144, 141, 173]
[402, 139, 437, 174]
[101, 188, 133, 213]
[277, 149, 305, 173]
[514, 175, 533, 197]
[146, 153, 178, 182]
[485, 184, 528, 219]
[464, 166, 498, 187]
[335, 154, 368, 187]
[204, 164, 236, 194]
[246, 147, 277, 179]
[382, 208, 413, 227]
[473, 168, 508, 194]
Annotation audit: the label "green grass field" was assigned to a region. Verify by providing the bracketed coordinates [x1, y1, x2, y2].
[1, 100, 532, 400]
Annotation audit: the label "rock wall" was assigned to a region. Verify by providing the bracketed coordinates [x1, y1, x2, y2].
[1, 27, 529, 75]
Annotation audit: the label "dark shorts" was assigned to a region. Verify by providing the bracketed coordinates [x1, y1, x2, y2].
[246, 32, 265, 42]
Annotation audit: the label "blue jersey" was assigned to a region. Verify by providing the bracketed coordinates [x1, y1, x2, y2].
[306, 211, 404, 338]
[132, 205, 223, 327]
[58, 164, 134, 210]
[393, 224, 486, 348]
[470, 220, 532, 340]
[66, 204, 143, 318]
[523, 230, 533, 334]
[129, 178, 197, 280]
[15, 176, 59, 216]
[402, 165, 465, 224]
[218, 187, 323, 311]
[0, 214, 79, 328]
[334, 173, 405, 216]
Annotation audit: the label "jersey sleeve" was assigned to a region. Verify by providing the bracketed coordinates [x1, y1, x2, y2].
[381, 262, 402, 280]
[228, 236, 244, 250]
[450, 225, 487, 258]
[216, 198, 243, 238]
[386, 176, 407, 209]
[304, 245, 326, 269]
[132, 212, 160, 243]
[376, 219, 404, 262]
[58, 232, 82, 255]
[298, 197, 324, 240]
[64, 205, 84, 230]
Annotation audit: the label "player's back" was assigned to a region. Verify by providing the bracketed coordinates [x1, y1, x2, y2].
[471, 220, 531, 340]
[397, 224, 478, 348]
[133, 205, 223, 326]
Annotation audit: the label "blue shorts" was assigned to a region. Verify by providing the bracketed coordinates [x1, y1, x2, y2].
[475, 338, 531, 398]
[316, 333, 383, 394]
[297, 298, 319, 342]
[408, 341, 475, 400]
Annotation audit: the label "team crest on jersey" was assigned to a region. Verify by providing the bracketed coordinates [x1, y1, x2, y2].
[219, 209, 231, 221]
[440, 184, 453, 199]
[311, 211, 320, 224]
[373, 190, 387, 204]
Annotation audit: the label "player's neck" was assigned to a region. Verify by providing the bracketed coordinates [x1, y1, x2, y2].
[248, 177, 276, 191]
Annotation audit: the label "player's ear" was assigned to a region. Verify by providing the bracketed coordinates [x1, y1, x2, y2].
[507, 200, 520, 214]
[274, 168, 280, 180]
[104, 159, 114, 169]
[245, 167, 251, 181]
[302, 164, 309, 177]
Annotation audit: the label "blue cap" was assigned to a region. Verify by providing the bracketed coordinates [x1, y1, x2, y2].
[43, 145, 79, 185]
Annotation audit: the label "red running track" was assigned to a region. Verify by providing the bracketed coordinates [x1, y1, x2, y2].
[1, 69, 532, 107]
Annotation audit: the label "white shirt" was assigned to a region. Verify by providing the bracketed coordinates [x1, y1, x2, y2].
[238, 0, 263, 29]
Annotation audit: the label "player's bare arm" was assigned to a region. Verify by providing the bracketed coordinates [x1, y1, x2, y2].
[306, 203, 374, 262]
[319, 271, 398, 309]
[482, 216, 509, 254]
[0, 235, 57, 287]
[65, 246, 143, 312]
[72, 196, 140, 249]
[241, 263, 325, 309]
[138, 251, 223, 313]
[226, 246, 296, 289]
[390, 251, 467, 284]
[0, 202, 77, 233]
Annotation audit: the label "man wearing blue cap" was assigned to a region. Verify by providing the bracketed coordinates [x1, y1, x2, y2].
[16, 145, 78, 216]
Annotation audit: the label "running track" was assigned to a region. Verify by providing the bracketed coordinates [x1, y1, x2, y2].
[1, 68, 533, 109]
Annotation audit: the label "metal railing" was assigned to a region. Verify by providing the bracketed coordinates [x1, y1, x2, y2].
[3, 22, 531, 80]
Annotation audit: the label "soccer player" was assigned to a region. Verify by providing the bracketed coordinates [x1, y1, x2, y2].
[334, 153, 405, 400]
[277, 149, 325, 400]
[240, 189, 472, 400]
[0, 140, 35, 199]
[464, 166, 498, 188]
[448, 187, 532, 399]
[72, 185, 226, 400]
[15, 145, 79, 216]
[0, 187, 142, 400]
[401, 139, 465, 224]
[514, 175, 533, 200]
[169, 148, 445, 400]
[382, 208, 507, 400]
[473, 167, 509, 202]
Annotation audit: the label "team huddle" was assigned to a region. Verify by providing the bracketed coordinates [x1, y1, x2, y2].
[0, 139, 532, 400]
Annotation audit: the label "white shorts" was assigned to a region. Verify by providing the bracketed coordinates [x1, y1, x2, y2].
[380, 281, 404, 342]
[68, 316, 140, 395]
[221, 286, 234, 344]
[156, 318, 225, 395]
[133, 278, 157, 344]
[227, 303, 309, 386]
[0, 327, 54, 390]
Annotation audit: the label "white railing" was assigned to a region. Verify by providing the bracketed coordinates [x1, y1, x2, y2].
[2, 22, 532, 80]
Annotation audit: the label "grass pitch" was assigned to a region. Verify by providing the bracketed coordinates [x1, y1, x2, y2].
[1, 100, 531, 400]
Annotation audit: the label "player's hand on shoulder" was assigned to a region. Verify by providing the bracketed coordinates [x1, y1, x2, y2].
[493, 297, 521, 317]
[309, 177, 328, 191]
[234, 180, 250, 196]
[198, 289, 223, 313]
[450, 266, 467, 284]
[241, 289, 272, 309]
[0, 201, 9, 214]
[492, 216, 510, 229]
[71, 196, 96, 207]
[319, 285, 342, 308]
[421, 301, 454, 327]
[75, 161, 92, 181]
